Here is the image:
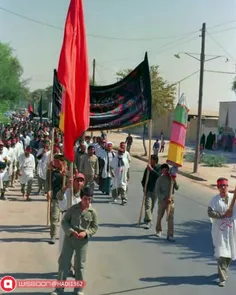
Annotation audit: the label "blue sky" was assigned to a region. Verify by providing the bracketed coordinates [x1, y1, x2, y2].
[0, 0, 236, 111]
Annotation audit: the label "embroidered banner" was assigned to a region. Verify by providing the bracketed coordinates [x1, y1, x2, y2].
[51, 53, 152, 130]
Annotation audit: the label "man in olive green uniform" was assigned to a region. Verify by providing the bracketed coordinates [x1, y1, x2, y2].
[79, 145, 99, 192]
[46, 153, 66, 245]
[50, 187, 98, 295]
[155, 163, 179, 242]
[141, 155, 161, 229]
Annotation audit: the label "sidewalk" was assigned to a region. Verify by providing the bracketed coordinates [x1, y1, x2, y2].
[97, 130, 236, 192]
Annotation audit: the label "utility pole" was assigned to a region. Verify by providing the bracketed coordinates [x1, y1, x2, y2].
[91, 59, 96, 138]
[92, 59, 96, 86]
[193, 23, 206, 173]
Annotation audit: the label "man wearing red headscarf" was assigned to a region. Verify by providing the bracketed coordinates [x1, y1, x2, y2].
[208, 178, 236, 287]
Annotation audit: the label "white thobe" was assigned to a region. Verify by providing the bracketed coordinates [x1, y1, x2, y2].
[58, 189, 81, 253]
[37, 151, 50, 180]
[4, 147, 15, 180]
[124, 151, 131, 166]
[209, 193, 236, 260]
[0, 149, 9, 189]
[18, 154, 35, 184]
[101, 151, 116, 178]
[15, 142, 24, 161]
[21, 136, 31, 148]
[110, 155, 129, 191]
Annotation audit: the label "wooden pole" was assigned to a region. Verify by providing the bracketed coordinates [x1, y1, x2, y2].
[91, 59, 96, 138]
[229, 187, 236, 211]
[138, 120, 152, 225]
[166, 179, 174, 221]
[47, 127, 55, 226]
[69, 162, 74, 206]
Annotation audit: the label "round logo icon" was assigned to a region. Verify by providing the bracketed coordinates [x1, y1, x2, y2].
[0, 276, 16, 292]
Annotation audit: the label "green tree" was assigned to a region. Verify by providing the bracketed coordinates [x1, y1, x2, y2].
[232, 77, 236, 93]
[116, 65, 176, 155]
[0, 42, 28, 104]
[116, 65, 176, 117]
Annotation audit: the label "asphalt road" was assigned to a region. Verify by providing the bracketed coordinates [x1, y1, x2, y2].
[0, 157, 235, 295]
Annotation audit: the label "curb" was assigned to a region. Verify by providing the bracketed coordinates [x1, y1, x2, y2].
[132, 154, 207, 182]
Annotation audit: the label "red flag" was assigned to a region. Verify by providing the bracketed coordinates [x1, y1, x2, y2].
[57, 0, 90, 161]
[28, 104, 33, 113]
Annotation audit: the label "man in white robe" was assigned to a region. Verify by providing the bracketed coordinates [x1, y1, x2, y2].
[99, 142, 116, 194]
[15, 136, 24, 181]
[10, 139, 18, 187]
[0, 140, 9, 200]
[56, 172, 85, 276]
[18, 146, 35, 201]
[4, 140, 15, 190]
[36, 144, 50, 194]
[110, 148, 129, 205]
[208, 177, 236, 287]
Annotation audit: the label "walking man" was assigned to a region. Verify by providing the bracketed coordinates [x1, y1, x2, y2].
[208, 178, 236, 287]
[57, 173, 85, 254]
[110, 148, 130, 205]
[79, 145, 99, 192]
[125, 133, 133, 153]
[155, 163, 179, 242]
[50, 187, 98, 295]
[0, 140, 8, 200]
[18, 146, 35, 201]
[46, 153, 66, 244]
[37, 143, 50, 194]
[141, 155, 161, 229]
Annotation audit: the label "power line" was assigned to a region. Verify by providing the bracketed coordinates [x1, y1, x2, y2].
[208, 19, 236, 29]
[209, 26, 236, 35]
[206, 30, 236, 62]
[205, 70, 236, 74]
[0, 5, 199, 41]
[1, 5, 236, 42]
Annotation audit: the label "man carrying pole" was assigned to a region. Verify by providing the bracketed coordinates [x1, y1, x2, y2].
[52, 1, 91, 292]
[46, 153, 66, 244]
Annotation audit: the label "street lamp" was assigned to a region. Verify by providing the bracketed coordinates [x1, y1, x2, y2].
[174, 24, 229, 173]
[174, 70, 200, 99]
[174, 52, 228, 63]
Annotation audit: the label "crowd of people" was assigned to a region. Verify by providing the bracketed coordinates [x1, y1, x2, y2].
[1, 118, 236, 293]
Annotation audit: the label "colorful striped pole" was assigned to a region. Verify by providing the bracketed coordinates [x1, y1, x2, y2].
[167, 94, 189, 168]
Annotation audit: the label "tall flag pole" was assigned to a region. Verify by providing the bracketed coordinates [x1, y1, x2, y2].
[57, 0, 90, 205]
[57, 0, 90, 162]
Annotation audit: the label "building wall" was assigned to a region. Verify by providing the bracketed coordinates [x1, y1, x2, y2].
[219, 102, 236, 133]
[126, 112, 218, 143]
[186, 118, 218, 143]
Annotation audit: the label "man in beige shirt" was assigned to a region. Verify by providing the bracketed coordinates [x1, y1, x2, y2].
[79, 145, 99, 192]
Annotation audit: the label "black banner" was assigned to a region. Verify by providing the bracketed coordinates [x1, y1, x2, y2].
[51, 53, 152, 130]
[89, 53, 152, 130]
[52, 69, 63, 127]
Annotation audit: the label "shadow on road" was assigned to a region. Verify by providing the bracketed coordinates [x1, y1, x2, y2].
[140, 273, 218, 286]
[0, 272, 57, 279]
[98, 223, 138, 228]
[99, 284, 161, 295]
[91, 234, 156, 242]
[0, 238, 48, 243]
[146, 219, 213, 262]
[0, 225, 49, 233]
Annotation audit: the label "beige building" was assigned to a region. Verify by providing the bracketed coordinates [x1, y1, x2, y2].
[126, 109, 219, 143]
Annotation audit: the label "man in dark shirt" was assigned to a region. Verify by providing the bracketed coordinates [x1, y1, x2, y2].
[46, 153, 67, 244]
[141, 155, 161, 229]
[125, 133, 133, 153]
